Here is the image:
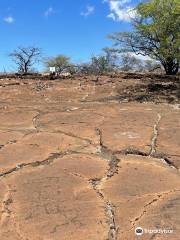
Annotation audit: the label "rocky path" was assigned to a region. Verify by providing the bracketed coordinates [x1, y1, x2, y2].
[0, 77, 179, 239]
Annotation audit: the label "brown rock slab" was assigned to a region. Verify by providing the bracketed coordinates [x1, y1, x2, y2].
[0, 131, 24, 146]
[100, 111, 157, 154]
[102, 155, 180, 239]
[54, 153, 108, 179]
[37, 111, 105, 143]
[0, 132, 89, 174]
[0, 77, 179, 240]
[0, 110, 38, 130]
[157, 112, 180, 168]
[0, 155, 108, 240]
[0, 181, 8, 222]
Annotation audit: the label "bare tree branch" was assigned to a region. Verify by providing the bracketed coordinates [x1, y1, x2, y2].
[9, 46, 41, 74]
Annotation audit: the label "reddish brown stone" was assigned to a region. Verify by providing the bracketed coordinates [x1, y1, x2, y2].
[102, 155, 180, 240]
[0, 77, 179, 240]
[1, 156, 108, 240]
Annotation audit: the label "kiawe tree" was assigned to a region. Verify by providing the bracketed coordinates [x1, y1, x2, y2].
[90, 55, 111, 74]
[120, 53, 142, 72]
[103, 47, 119, 68]
[89, 49, 118, 75]
[45, 55, 71, 74]
[10, 47, 41, 74]
[109, 0, 180, 75]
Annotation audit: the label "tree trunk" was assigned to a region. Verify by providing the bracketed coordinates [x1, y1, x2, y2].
[163, 62, 179, 75]
[24, 63, 28, 74]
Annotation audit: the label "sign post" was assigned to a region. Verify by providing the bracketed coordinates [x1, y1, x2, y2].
[49, 67, 56, 73]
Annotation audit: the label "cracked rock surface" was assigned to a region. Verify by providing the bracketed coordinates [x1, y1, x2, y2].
[0, 77, 180, 239]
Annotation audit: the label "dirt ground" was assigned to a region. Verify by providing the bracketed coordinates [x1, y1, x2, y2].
[0, 74, 179, 240]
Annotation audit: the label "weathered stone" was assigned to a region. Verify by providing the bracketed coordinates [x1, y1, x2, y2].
[0, 132, 89, 174]
[0, 110, 38, 130]
[100, 110, 157, 154]
[0, 131, 24, 146]
[37, 111, 104, 144]
[102, 155, 180, 239]
[157, 112, 180, 168]
[0, 77, 179, 240]
[1, 156, 108, 240]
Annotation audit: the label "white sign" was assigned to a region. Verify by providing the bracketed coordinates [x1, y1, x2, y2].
[49, 67, 56, 73]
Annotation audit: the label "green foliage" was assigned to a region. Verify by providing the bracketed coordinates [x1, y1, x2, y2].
[89, 49, 118, 74]
[144, 60, 161, 72]
[109, 0, 180, 75]
[120, 54, 160, 72]
[102, 47, 119, 67]
[91, 55, 111, 74]
[120, 53, 142, 71]
[45, 55, 71, 73]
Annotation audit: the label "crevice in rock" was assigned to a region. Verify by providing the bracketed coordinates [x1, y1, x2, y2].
[88, 129, 119, 239]
[80, 96, 124, 104]
[106, 202, 118, 240]
[55, 130, 93, 144]
[95, 128, 121, 178]
[32, 111, 44, 132]
[30, 121, 95, 146]
[1, 190, 12, 219]
[90, 127, 179, 239]
[63, 169, 89, 181]
[1, 184, 28, 240]
[130, 189, 180, 228]
[0, 82, 21, 88]
[96, 127, 177, 170]
[95, 128, 103, 148]
[0, 149, 115, 180]
[119, 148, 177, 169]
[0, 140, 18, 151]
[81, 93, 89, 101]
[152, 152, 178, 169]
[149, 113, 161, 156]
[0, 151, 75, 178]
[95, 115, 177, 171]
[89, 178, 118, 240]
[116, 148, 148, 157]
[110, 147, 178, 170]
[89, 178, 104, 199]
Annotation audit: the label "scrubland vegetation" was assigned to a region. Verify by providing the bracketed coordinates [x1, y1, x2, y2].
[1, 0, 179, 77]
